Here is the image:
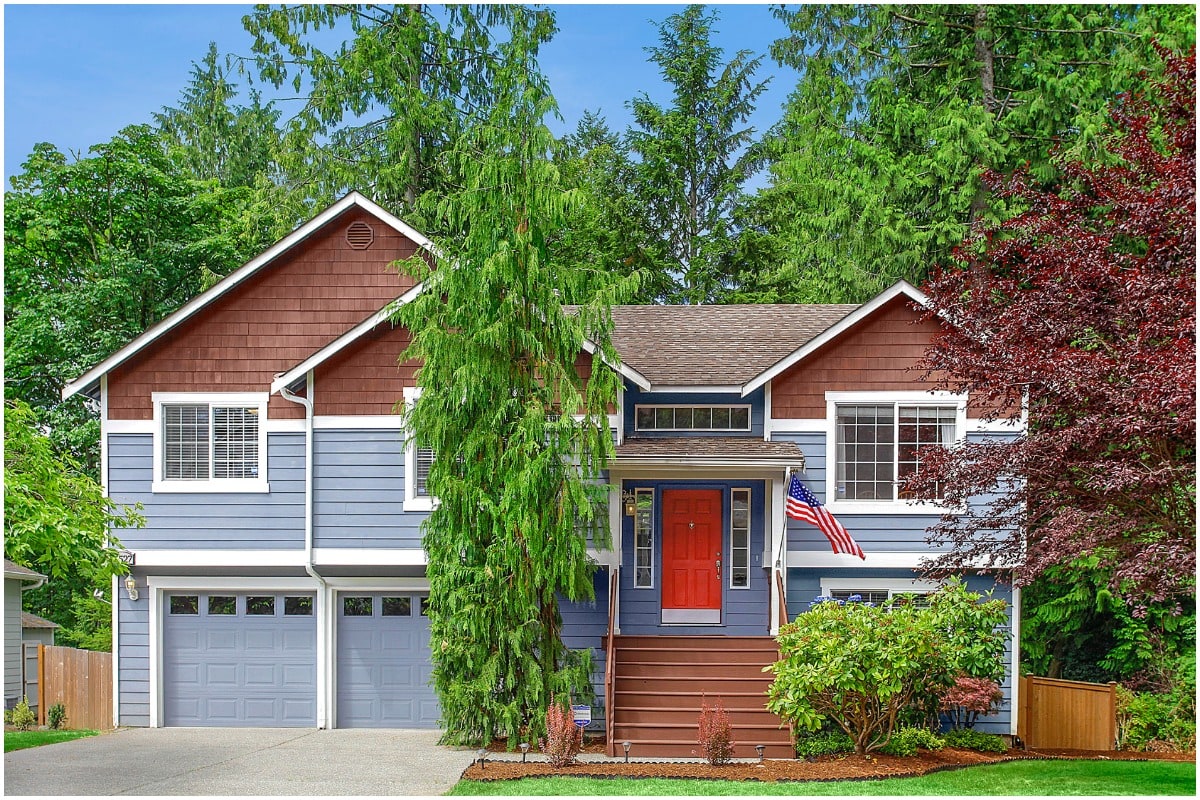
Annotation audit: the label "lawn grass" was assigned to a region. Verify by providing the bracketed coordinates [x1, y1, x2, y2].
[4, 729, 99, 753]
[448, 759, 1197, 796]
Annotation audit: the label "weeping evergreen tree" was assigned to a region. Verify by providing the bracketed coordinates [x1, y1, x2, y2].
[393, 10, 636, 746]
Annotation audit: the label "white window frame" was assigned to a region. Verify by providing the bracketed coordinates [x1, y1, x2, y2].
[819, 577, 942, 602]
[633, 488, 655, 589]
[151, 392, 269, 493]
[402, 387, 436, 511]
[634, 404, 752, 432]
[825, 391, 966, 515]
[729, 487, 751, 590]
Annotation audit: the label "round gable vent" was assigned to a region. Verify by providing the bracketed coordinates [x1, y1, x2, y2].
[346, 221, 375, 250]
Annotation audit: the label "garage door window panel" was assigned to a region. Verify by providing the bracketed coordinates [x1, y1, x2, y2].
[208, 596, 236, 615]
[170, 595, 199, 615]
[246, 596, 275, 615]
[285, 596, 313, 616]
[383, 597, 412, 616]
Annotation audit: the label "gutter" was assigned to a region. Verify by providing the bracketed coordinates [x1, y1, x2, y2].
[279, 375, 325, 590]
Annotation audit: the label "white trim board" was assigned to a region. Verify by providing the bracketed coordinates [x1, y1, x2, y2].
[63, 192, 437, 402]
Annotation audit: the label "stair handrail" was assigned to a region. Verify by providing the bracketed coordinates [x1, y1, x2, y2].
[604, 565, 618, 757]
[773, 500, 789, 631]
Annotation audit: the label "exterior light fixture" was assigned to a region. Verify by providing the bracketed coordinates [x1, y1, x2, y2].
[621, 490, 637, 517]
[755, 744, 766, 762]
[476, 748, 487, 770]
[622, 740, 632, 763]
[519, 742, 529, 762]
[123, 575, 139, 602]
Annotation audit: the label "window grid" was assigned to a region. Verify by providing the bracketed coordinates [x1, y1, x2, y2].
[163, 405, 210, 479]
[162, 401, 261, 482]
[633, 489, 654, 588]
[212, 407, 259, 479]
[730, 488, 750, 589]
[836, 403, 956, 501]
[414, 446, 434, 497]
[828, 589, 932, 608]
[634, 405, 751, 432]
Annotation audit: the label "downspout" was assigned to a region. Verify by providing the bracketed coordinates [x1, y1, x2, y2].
[279, 373, 328, 728]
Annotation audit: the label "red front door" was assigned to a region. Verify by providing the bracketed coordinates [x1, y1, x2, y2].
[661, 489, 722, 615]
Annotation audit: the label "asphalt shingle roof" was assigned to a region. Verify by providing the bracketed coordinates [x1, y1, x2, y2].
[607, 304, 858, 387]
[614, 436, 805, 466]
[3, 559, 44, 580]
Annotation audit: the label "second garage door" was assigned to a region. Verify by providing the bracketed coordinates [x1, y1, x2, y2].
[336, 592, 439, 728]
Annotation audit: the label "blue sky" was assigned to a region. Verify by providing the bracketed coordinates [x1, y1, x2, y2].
[3, 4, 798, 186]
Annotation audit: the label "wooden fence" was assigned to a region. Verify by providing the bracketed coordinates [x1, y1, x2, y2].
[1018, 675, 1117, 751]
[37, 645, 113, 731]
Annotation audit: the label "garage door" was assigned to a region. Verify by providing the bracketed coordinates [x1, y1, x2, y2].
[163, 592, 316, 726]
[336, 592, 438, 728]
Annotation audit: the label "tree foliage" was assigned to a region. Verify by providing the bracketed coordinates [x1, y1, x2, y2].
[3, 399, 140, 586]
[766, 580, 1008, 755]
[242, 4, 556, 222]
[731, 4, 1195, 303]
[627, 4, 769, 303]
[393, 8, 635, 745]
[908, 48, 1196, 605]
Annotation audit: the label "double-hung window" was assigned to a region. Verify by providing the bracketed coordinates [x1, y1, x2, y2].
[403, 386, 436, 511]
[152, 393, 268, 493]
[829, 394, 963, 508]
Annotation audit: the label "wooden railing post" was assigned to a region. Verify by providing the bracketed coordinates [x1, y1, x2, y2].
[604, 567, 618, 757]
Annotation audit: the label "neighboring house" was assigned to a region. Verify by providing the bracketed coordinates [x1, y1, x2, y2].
[62, 192, 1022, 753]
[21, 613, 59, 647]
[4, 559, 46, 709]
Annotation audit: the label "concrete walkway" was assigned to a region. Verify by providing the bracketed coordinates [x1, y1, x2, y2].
[4, 727, 477, 796]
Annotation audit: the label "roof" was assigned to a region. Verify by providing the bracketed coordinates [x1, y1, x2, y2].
[608, 304, 858, 388]
[62, 191, 437, 402]
[3, 559, 44, 581]
[614, 437, 805, 469]
[21, 612, 59, 630]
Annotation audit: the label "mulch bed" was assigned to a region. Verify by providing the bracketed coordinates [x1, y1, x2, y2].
[463, 746, 1195, 783]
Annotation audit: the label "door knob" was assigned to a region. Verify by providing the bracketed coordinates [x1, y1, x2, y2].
[715, 557, 721, 579]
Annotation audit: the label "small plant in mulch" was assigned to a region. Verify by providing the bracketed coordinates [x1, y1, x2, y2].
[539, 699, 582, 767]
[47, 703, 67, 730]
[697, 697, 735, 765]
[9, 698, 35, 731]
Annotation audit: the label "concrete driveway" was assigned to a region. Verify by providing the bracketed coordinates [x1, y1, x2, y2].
[4, 727, 477, 795]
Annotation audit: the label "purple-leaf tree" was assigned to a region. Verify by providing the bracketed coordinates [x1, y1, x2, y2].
[908, 48, 1195, 606]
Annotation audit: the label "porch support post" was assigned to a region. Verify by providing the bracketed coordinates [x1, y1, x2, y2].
[769, 471, 787, 635]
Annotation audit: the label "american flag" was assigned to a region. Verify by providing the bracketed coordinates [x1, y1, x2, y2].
[786, 474, 865, 560]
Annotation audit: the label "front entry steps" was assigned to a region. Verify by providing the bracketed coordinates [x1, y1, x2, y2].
[608, 635, 793, 758]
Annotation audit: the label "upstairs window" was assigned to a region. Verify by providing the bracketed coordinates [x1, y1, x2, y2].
[403, 386, 436, 511]
[834, 402, 958, 502]
[634, 405, 750, 432]
[153, 393, 268, 493]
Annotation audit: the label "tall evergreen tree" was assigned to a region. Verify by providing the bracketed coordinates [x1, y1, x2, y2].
[393, 10, 636, 745]
[242, 4, 556, 226]
[627, 5, 769, 304]
[732, 4, 1195, 303]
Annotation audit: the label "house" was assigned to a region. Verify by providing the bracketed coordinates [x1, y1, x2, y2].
[4, 559, 46, 709]
[21, 613, 59, 647]
[62, 192, 1021, 754]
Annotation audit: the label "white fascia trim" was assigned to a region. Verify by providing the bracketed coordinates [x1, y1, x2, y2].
[313, 415, 404, 429]
[765, 418, 827, 435]
[312, 548, 427, 566]
[270, 281, 425, 395]
[819, 576, 943, 594]
[643, 385, 745, 394]
[788, 550, 932, 569]
[266, 419, 307, 433]
[327, 577, 431, 591]
[64, 192, 436, 401]
[111, 416, 303, 434]
[610, 464, 790, 480]
[147, 575, 321, 591]
[742, 280, 932, 396]
[107, 419, 154, 434]
[611, 458, 798, 471]
[133, 550, 309, 567]
[581, 338, 651, 391]
[966, 418, 1028, 434]
[588, 548, 619, 568]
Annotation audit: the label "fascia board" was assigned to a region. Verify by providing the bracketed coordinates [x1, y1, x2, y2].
[62, 192, 436, 401]
[580, 338, 652, 391]
[741, 280, 934, 397]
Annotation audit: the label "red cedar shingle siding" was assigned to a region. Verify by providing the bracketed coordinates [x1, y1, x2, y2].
[314, 323, 418, 417]
[107, 207, 421, 420]
[771, 297, 984, 418]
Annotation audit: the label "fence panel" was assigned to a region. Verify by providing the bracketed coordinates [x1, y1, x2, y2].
[38, 645, 113, 731]
[1019, 675, 1116, 751]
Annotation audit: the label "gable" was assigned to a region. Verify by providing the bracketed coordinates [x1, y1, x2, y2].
[106, 204, 426, 420]
[771, 296, 946, 418]
[312, 322, 418, 417]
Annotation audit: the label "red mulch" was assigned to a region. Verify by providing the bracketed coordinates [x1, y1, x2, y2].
[463, 746, 1195, 783]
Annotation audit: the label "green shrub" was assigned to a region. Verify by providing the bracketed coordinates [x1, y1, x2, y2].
[1117, 686, 1196, 752]
[794, 728, 856, 758]
[879, 726, 946, 756]
[943, 728, 1009, 753]
[10, 697, 36, 731]
[47, 703, 67, 730]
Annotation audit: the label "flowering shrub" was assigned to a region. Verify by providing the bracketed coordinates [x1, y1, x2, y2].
[939, 675, 1004, 729]
[538, 700, 582, 767]
[697, 698, 735, 765]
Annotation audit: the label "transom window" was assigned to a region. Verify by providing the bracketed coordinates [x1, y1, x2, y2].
[635, 405, 750, 432]
[835, 403, 957, 501]
[153, 393, 268, 493]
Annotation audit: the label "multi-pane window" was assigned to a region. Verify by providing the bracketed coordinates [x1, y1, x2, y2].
[633, 489, 654, 588]
[161, 401, 261, 482]
[635, 406, 751, 432]
[414, 445, 434, 497]
[730, 488, 750, 589]
[835, 404, 956, 501]
[403, 387, 437, 508]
